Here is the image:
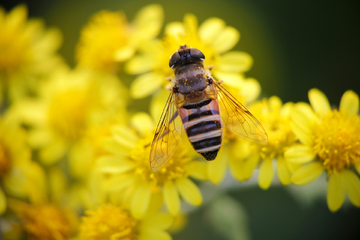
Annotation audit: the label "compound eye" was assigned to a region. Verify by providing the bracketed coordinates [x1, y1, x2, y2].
[190, 48, 205, 61]
[169, 52, 181, 69]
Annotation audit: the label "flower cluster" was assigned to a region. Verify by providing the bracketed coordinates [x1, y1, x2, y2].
[0, 3, 359, 240]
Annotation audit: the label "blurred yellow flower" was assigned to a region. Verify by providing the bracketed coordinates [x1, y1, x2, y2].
[79, 203, 172, 240]
[76, 4, 163, 72]
[230, 96, 300, 189]
[97, 113, 207, 218]
[4, 161, 78, 240]
[0, 5, 63, 103]
[125, 14, 253, 99]
[0, 111, 32, 214]
[12, 67, 127, 165]
[8, 200, 77, 240]
[285, 89, 360, 211]
[68, 115, 127, 180]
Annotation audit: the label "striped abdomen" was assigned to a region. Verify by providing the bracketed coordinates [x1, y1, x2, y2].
[179, 98, 223, 160]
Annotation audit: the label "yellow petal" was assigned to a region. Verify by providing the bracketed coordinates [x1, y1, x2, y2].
[111, 125, 138, 149]
[269, 96, 283, 112]
[125, 55, 154, 74]
[175, 178, 202, 206]
[186, 161, 208, 181]
[308, 88, 331, 116]
[97, 156, 135, 173]
[165, 22, 185, 40]
[0, 188, 6, 214]
[48, 168, 66, 203]
[258, 159, 274, 190]
[290, 103, 316, 139]
[207, 150, 227, 184]
[142, 213, 173, 230]
[228, 156, 246, 181]
[131, 182, 151, 219]
[291, 162, 323, 185]
[212, 71, 244, 86]
[28, 129, 53, 148]
[276, 156, 291, 185]
[114, 46, 135, 61]
[212, 26, 240, 54]
[243, 78, 261, 103]
[130, 73, 165, 99]
[339, 90, 359, 119]
[184, 14, 198, 36]
[284, 145, 315, 164]
[131, 112, 154, 136]
[198, 18, 225, 45]
[163, 181, 180, 215]
[33, 27, 62, 53]
[7, 4, 27, 29]
[241, 154, 260, 180]
[279, 102, 293, 117]
[327, 173, 345, 212]
[341, 170, 360, 207]
[139, 229, 171, 240]
[216, 51, 253, 73]
[39, 139, 67, 165]
[103, 174, 134, 192]
[133, 4, 163, 39]
[285, 160, 302, 174]
[290, 121, 313, 146]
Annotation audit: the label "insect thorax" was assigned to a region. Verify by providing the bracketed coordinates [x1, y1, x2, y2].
[174, 63, 207, 95]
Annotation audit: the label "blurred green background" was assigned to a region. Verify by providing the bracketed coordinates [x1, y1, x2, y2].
[2, 0, 360, 239]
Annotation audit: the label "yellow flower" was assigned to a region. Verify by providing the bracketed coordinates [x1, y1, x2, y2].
[76, 4, 163, 72]
[12, 67, 127, 165]
[126, 14, 253, 99]
[0, 5, 63, 102]
[285, 89, 360, 211]
[0, 111, 32, 214]
[69, 114, 127, 180]
[228, 96, 299, 189]
[79, 203, 172, 240]
[7, 200, 77, 240]
[97, 113, 207, 218]
[4, 161, 78, 240]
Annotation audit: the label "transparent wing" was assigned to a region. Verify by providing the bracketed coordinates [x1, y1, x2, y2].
[150, 91, 183, 172]
[212, 79, 268, 143]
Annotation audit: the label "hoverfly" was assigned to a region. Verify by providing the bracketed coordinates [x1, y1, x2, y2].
[149, 45, 267, 172]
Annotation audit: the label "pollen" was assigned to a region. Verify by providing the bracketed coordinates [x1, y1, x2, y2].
[313, 111, 360, 174]
[47, 89, 90, 141]
[0, 141, 11, 177]
[17, 203, 74, 240]
[79, 204, 138, 240]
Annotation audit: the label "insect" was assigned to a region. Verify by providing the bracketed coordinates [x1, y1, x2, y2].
[149, 45, 267, 172]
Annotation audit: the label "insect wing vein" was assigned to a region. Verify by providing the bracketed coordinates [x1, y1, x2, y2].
[213, 80, 268, 143]
[150, 91, 182, 171]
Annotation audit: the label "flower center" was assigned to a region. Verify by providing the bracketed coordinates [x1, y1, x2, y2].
[131, 137, 191, 186]
[313, 111, 360, 174]
[0, 141, 11, 177]
[76, 11, 131, 71]
[47, 89, 91, 141]
[260, 117, 297, 160]
[18, 203, 73, 240]
[79, 204, 138, 240]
